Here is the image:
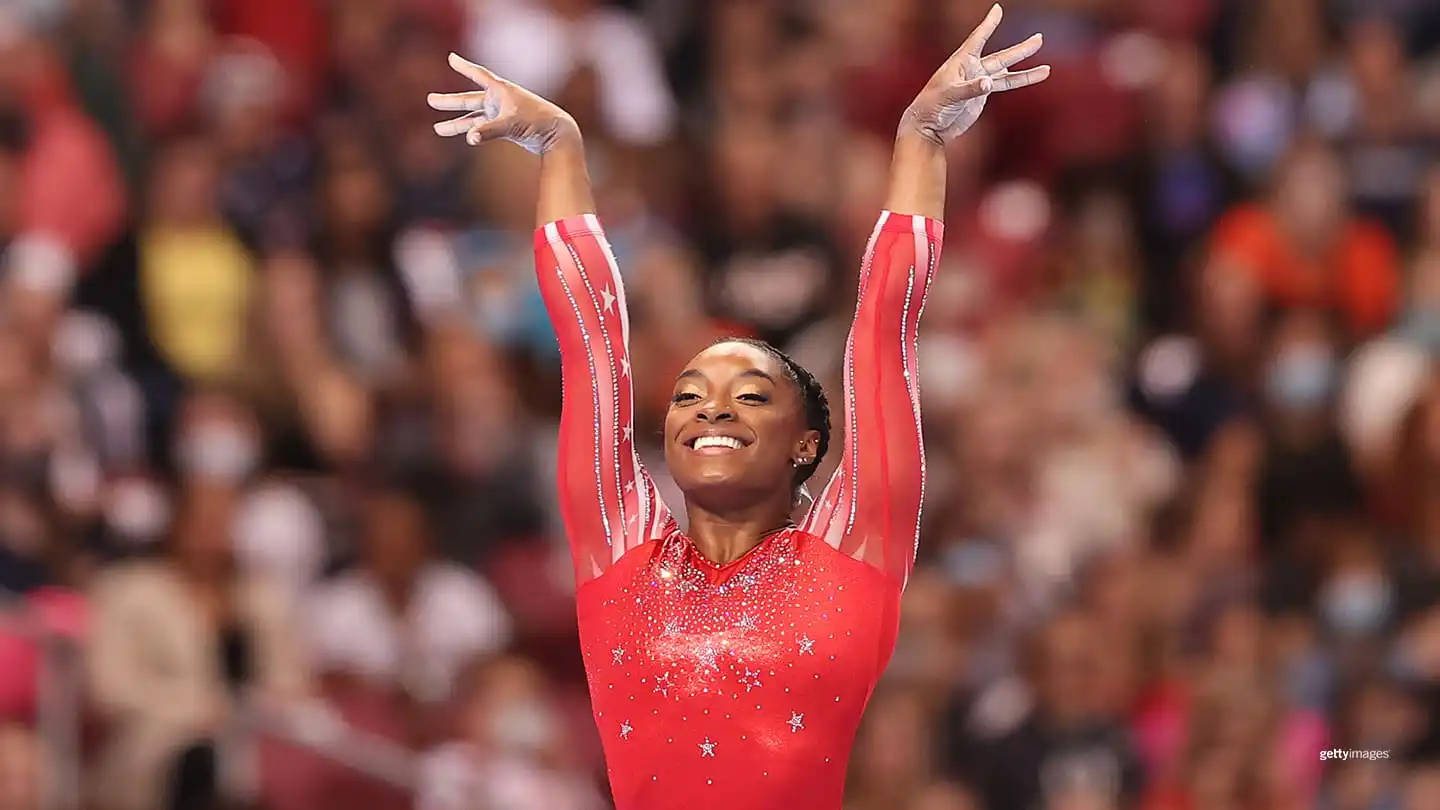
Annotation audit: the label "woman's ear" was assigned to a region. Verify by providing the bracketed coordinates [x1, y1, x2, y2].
[795, 432, 820, 463]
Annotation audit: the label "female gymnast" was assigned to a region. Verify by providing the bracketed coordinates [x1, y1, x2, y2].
[427, 6, 1048, 808]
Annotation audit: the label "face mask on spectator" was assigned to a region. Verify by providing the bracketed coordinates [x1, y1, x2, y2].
[176, 424, 259, 483]
[1320, 574, 1393, 637]
[488, 702, 558, 755]
[1264, 344, 1335, 411]
[233, 483, 324, 596]
[50, 311, 121, 379]
[104, 478, 170, 546]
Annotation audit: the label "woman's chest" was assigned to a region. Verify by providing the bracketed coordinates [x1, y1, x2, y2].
[576, 534, 899, 709]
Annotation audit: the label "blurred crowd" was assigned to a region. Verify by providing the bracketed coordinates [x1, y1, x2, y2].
[0, 0, 1437, 809]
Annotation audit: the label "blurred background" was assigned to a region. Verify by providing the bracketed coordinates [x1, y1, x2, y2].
[0, 0, 1437, 809]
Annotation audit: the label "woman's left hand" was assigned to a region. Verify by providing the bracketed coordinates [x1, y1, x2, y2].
[901, 4, 1050, 145]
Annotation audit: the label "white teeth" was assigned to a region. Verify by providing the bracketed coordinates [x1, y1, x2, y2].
[692, 436, 743, 451]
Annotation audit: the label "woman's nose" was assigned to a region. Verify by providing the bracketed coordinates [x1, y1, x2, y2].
[696, 404, 735, 422]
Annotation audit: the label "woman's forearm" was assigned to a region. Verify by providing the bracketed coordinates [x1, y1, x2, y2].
[883, 129, 948, 221]
[536, 122, 596, 226]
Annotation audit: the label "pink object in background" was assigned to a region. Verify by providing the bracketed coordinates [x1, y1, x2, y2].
[0, 588, 87, 721]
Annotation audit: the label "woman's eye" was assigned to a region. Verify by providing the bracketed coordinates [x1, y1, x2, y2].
[672, 392, 700, 404]
[737, 393, 769, 404]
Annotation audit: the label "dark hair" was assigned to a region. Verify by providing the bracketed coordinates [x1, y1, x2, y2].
[710, 337, 831, 488]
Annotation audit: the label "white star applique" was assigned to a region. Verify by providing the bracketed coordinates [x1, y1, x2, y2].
[620, 721, 633, 740]
[623, 424, 634, 443]
[698, 738, 717, 758]
[620, 355, 631, 378]
[797, 634, 816, 655]
[735, 614, 758, 633]
[653, 672, 673, 696]
[787, 712, 805, 733]
[600, 285, 617, 314]
[612, 647, 625, 665]
[662, 619, 682, 638]
[740, 669, 763, 692]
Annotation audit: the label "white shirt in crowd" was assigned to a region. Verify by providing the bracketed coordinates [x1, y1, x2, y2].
[466, 1, 677, 146]
[305, 563, 512, 701]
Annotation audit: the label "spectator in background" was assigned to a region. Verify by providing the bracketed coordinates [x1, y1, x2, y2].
[127, 0, 216, 138]
[1128, 39, 1240, 335]
[86, 393, 308, 810]
[0, 2, 125, 267]
[418, 655, 604, 810]
[1203, 137, 1400, 344]
[203, 39, 316, 253]
[954, 610, 1143, 810]
[305, 483, 510, 707]
[468, 0, 677, 150]
[74, 131, 258, 460]
[311, 133, 417, 389]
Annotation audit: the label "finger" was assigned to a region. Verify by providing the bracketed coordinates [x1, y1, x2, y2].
[988, 65, 1051, 93]
[427, 91, 487, 112]
[981, 33, 1042, 75]
[448, 52, 499, 87]
[433, 111, 486, 138]
[960, 3, 1004, 58]
[940, 75, 993, 105]
[463, 119, 511, 147]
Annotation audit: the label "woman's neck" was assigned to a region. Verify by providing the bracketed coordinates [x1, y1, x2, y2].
[684, 495, 796, 565]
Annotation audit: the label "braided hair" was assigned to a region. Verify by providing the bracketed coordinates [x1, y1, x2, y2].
[710, 337, 832, 489]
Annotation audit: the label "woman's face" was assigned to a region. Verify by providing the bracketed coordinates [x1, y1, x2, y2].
[663, 342, 818, 510]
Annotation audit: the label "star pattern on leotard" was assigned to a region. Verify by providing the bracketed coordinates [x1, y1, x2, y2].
[787, 712, 805, 733]
[740, 669, 763, 692]
[797, 634, 816, 655]
[653, 672, 672, 697]
[735, 614, 758, 633]
[699, 738, 717, 758]
[600, 285, 617, 314]
[620, 720, 633, 739]
[612, 647, 625, 665]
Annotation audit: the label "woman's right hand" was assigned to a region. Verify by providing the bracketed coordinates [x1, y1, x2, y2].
[428, 53, 579, 155]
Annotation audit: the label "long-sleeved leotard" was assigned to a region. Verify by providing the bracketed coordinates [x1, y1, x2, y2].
[535, 211, 940, 810]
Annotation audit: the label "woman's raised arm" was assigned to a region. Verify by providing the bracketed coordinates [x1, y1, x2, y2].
[431, 56, 674, 586]
[801, 5, 1049, 588]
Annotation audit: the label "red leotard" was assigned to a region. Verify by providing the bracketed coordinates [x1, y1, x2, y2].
[534, 212, 940, 810]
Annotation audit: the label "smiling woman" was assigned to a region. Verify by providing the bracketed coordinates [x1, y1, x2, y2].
[427, 5, 1049, 809]
[665, 337, 831, 520]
